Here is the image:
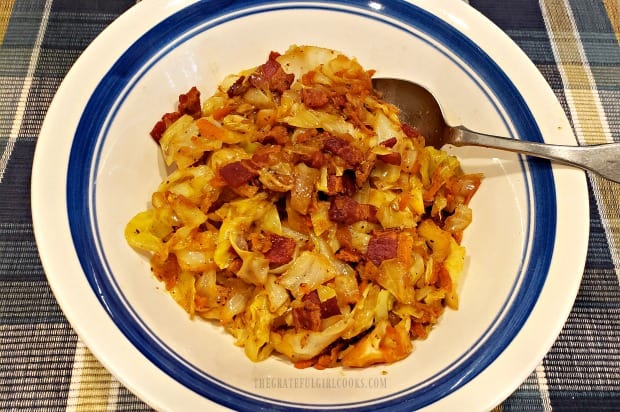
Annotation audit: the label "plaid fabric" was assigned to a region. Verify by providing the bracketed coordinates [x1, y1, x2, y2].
[1, 0, 618, 410]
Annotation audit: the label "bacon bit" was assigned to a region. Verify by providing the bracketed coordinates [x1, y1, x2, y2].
[260, 124, 290, 145]
[367, 230, 399, 266]
[323, 136, 364, 167]
[328, 195, 378, 225]
[401, 123, 419, 138]
[251, 144, 282, 167]
[326, 173, 356, 196]
[380, 137, 398, 148]
[295, 128, 319, 143]
[301, 70, 317, 86]
[335, 248, 363, 263]
[377, 152, 402, 165]
[178, 86, 202, 118]
[301, 86, 329, 108]
[150, 87, 202, 142]
[302, 150, 325, 169]
[249, 51, 295, 94]
[331, 93, 347, 109]
[150, 112, 182, 142]
[335, 227, 353, 249]
[219, 160, 258, 187]
[320, 296, 341, 318]
[263, 233, 296, 264]
[292, 291, 322, 331]
[227, 75, 248, 97]
[248, 232, 272, 254]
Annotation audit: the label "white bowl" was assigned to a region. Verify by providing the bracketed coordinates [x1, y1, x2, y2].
[31, 0, 589, 410]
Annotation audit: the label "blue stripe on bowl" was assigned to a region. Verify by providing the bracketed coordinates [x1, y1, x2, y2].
[66, 0, 556, 410]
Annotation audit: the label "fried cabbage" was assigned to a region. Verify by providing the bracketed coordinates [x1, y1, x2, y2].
[125, 45, 482, 368]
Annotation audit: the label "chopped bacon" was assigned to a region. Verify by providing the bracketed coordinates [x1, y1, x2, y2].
[301, 86, 329, 108]
[263, 233, 296, 264]
[150, 112, 181, 142]
[326, 173, 356, 196]
[247, 232, 272, 254]
[328, 195, 378, 225]
[377, 152, 402, 165]
[380, 137, 398, 148]
[303, 150, 326, 169]
[150, 87, 202, 142]
[335, 227, 353, 249]
[251, 144, 282, 167]
[401, 123, 419, 138]
[249, 51, 295, 94]
[293, 291, 322, 331]
[335, 247, 363, 263]
[219, 160, 258, 187]
[323, 136, 364, 167]
[227, 75, 248, 97]
[366, 230, 399, 266]
[260, 124, 290, 145]
[178, 86, 202, 118]
[320, 296, 341, 318]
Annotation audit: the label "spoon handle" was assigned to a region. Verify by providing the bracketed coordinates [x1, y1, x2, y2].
[452, 127, 620, 183]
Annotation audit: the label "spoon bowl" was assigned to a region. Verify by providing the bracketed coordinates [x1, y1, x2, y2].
[373, 77, 620, 183]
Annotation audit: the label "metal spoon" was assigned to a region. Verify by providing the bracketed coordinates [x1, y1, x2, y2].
[373, 78, 620, 183]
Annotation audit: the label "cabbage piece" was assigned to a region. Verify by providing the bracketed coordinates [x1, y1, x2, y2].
[175, 250, 212, 272]
[270, 317, 353, 361]
[340, 319, 412, 367]
[265, 274, 289, 312]
[341, 284, 380, 339]
[239, 292, 275, 362]
[311, 234, 356, 278]
[277, 45, 341, 82]
[214, 194, 276, 269]
[376, 202, 416, 229]
[169, 270, 196, 316]
[158, 114, 195, 167]
[291, 163, 320, 215]
[259, 162, 295, 192]
[333, 272, 360, 305]
[373, 111, 404, 144]
[282, 105, 359, 137]
[277, 251, 337, 299]
[310, 201, 331, 236]
[157, 165, 220, 210]
[418, 219, 452, 262]
[125, 210, 168, 254]
[444, 204, 473, 234]
[168, 193, 207, 228]
[377, 259, 415, 304]
[443, 237, 466, 309]
[230, 234, 270, 285]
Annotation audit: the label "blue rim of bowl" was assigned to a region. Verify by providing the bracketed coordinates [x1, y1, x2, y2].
[66, 0, 557, 410]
